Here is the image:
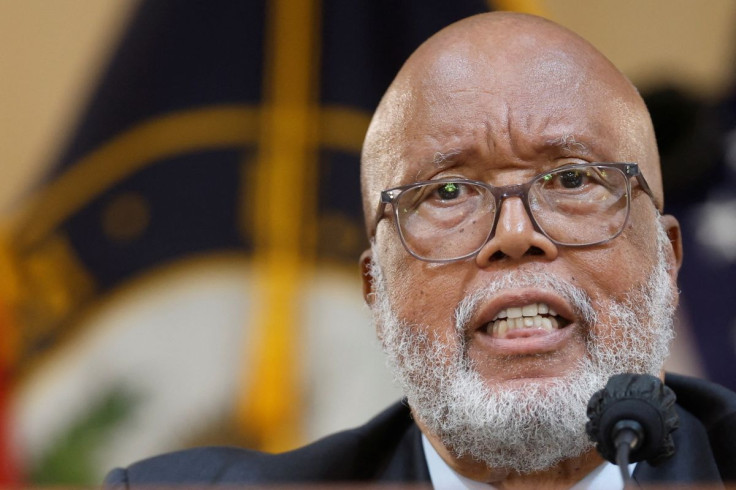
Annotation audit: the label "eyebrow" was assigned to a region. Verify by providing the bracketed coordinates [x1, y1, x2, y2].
[412, 149, 463, 180]
[432, 149, 463, 167]
[431, 134, 593, 167]
[545, 134, 593, 157]
[417, 135, 594, 180]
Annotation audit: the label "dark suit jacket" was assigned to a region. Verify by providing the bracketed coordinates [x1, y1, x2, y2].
[105, 373, 736, 487]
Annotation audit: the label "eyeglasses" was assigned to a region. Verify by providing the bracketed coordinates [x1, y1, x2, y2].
[371, 162, 656, 263]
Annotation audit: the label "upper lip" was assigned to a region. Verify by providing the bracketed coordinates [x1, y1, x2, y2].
[470, 288, 576, 332]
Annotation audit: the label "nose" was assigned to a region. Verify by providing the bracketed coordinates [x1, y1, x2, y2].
[475, 197, 558, 265]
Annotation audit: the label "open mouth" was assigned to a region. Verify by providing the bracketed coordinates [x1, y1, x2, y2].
[484, 302, 572, 339]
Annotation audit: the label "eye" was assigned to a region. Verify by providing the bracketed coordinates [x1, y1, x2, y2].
[437, 182, 461, 200]
[558, 170, 584, 188]
[542, 168, 589, 190]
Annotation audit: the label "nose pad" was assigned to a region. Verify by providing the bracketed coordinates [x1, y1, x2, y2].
[475, 197, 558, 264]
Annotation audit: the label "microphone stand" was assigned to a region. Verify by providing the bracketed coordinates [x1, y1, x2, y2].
[612, 420, 644, 485]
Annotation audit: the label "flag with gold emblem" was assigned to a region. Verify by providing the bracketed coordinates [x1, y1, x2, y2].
[4, 0, 543, 485]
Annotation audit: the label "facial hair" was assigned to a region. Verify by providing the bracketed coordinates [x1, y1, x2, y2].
[369, 222, 677, 473]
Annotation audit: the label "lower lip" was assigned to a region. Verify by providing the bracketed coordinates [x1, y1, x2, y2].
[474, 323, 577, 355]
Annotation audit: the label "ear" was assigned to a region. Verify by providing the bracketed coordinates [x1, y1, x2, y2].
[659, 214, 683, 277]
[359, 248, 375, 306]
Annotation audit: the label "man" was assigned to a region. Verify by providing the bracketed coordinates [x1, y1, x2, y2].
[106, 12, 736, 488]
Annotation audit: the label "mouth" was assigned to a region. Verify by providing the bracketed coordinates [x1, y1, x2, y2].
[483, 301, 572, 339]
[470, 290, 582, 361]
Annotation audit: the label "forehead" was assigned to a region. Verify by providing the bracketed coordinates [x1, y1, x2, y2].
[386, 39, 647, 181]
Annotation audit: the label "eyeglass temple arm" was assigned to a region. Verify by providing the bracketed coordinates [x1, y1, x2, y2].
[633, 172, 662, 211]
[370, 193, 390, 238]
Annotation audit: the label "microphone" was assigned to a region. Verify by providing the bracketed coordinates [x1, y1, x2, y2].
[586, 373, 679, 485]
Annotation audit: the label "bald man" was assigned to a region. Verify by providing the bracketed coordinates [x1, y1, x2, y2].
[106, 13, 736, 488]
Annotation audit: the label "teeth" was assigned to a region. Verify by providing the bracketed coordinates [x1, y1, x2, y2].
[492, 302, 556, 321]
[507, 307, 522, 319]
[522, 304, 538, 316]
[487, 302, 564, 337]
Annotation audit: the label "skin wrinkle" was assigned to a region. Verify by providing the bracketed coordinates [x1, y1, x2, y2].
[359, 11, 683, 488]
[483, 120, 496, 160]
[503, 101, 515, 159]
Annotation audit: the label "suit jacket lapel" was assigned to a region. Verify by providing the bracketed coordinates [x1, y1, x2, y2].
[378, 422, 431, 482]
[633, 406, 722, 484]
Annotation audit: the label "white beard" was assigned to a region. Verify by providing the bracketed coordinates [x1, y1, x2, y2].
[369, 222, 677, 473]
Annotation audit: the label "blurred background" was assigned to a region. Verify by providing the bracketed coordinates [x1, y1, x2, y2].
[1, 0, 735, 485]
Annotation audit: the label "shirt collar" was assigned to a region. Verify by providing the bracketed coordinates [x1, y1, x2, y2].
[421, 433, 635, 489]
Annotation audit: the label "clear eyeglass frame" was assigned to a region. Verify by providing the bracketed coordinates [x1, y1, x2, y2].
[370, 162, 657, 263]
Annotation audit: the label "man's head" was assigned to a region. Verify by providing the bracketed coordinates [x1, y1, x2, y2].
[359, 12, 683, 481]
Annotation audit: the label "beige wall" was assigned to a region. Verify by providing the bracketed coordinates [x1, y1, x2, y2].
[0, 1, 137, 215]
[545, 0, 736, 95]
[1, 0, 734, 215]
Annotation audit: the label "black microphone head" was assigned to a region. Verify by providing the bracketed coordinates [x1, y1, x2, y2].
[586, 373, 679, 466]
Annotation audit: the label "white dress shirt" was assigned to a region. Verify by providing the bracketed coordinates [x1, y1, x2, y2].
[422, 434, 636, 489]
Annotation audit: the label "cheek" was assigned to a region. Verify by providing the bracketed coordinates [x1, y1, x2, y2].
[379, 241, 466, 330]
[565, 206, 660, 305]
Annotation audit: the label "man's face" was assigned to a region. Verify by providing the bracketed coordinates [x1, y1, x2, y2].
[368, 38, 675, 389]
[362, 17, 682, 474]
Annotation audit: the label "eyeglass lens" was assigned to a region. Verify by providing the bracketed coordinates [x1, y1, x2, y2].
[394, 165, 630, 261]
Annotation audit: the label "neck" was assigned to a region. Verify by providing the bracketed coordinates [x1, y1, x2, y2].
[420, 423, 606, 489]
